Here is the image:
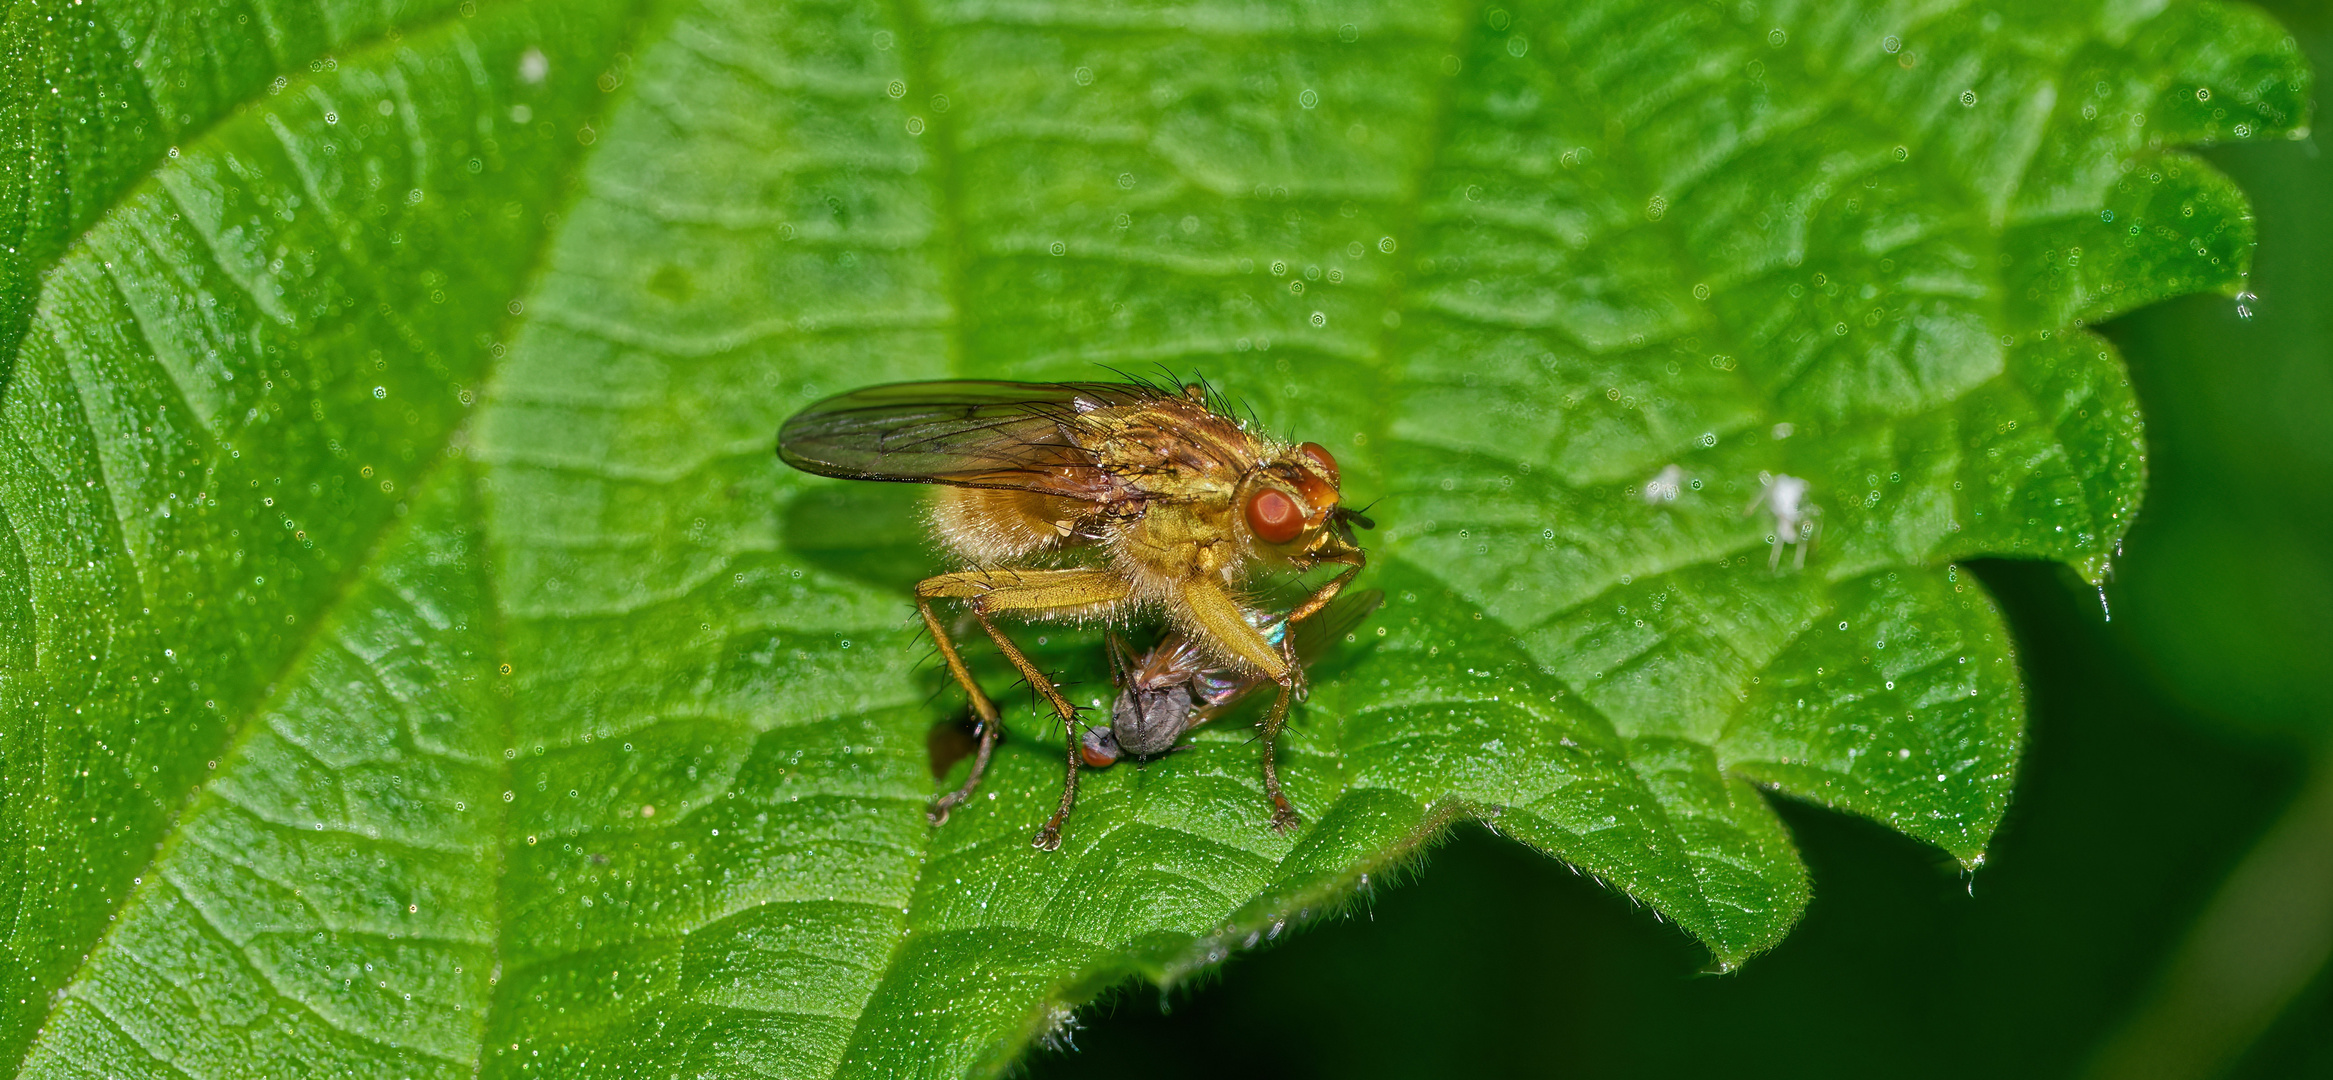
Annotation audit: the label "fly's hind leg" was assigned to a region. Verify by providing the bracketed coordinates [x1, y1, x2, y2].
[919, 568, 1133, 850]
[920, 596, 1003, 827]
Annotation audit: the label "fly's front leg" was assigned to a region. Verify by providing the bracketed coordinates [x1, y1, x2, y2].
[1282, 548, 1366, 627]
[1182, 579, 1306, 833]
[1258, 626, 1306, 834]
[1270, 549, 1366, 706]
[1259, 677, 1300, 833]
[921, 568, 1132, 850]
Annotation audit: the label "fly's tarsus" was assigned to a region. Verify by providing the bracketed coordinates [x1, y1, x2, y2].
[927, 719, 997, 826]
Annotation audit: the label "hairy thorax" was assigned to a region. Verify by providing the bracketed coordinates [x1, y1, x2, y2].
[921, 396, 1319, 643]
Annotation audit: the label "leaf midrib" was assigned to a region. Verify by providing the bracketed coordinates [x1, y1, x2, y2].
[472, 457, 522, 1078]
[825, 3, 1515, 1069]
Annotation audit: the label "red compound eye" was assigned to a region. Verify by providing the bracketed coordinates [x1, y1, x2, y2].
[1298, 441, 1340, 485]
[1246, 488, 1305, 544]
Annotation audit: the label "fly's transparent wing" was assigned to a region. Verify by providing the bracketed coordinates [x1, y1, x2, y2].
[1288, 589, 1385, 664]
[776, 380, 1166, 495]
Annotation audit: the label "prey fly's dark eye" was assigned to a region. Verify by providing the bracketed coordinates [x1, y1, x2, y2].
[1246, 488, 1304, 543]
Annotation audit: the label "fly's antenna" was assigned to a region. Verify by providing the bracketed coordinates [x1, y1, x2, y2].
[1328, 501, 1379, 542]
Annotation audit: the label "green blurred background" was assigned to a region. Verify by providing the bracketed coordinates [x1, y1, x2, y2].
[1032, 4, 2333, 1076]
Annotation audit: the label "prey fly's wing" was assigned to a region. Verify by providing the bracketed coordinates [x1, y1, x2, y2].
[1288, 589, 1386, 664]
[777, 380, 1168, 497]
[1190, 589, 1388, 717]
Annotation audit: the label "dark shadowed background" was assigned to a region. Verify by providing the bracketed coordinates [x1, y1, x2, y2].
[1033, 5, 2333, 1076]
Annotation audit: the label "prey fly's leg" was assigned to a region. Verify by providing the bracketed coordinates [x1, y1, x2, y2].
[920, 568, 1133, 850]
[918, 593, 1004, 826]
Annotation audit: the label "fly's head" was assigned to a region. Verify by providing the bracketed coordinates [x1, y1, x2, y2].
[1238, 441, 1365, 569]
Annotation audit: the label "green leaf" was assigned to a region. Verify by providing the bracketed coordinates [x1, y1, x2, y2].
[0, 0, 2306, 1076]
[0, 0, 474, 380]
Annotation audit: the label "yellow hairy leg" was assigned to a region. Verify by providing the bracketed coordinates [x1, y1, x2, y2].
[1178, 551, 1366, 833]
[918, 590, 1005, 828]
[916, 568, 1132, 850]
[1282, 549, 1366, 626]
[1179, 578, 1308, 831]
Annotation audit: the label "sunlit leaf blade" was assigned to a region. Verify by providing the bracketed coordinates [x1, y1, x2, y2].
[0, 0, 473, 379]
[0, 0, 2307, 1076]
[0, 0, 647, 1069]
